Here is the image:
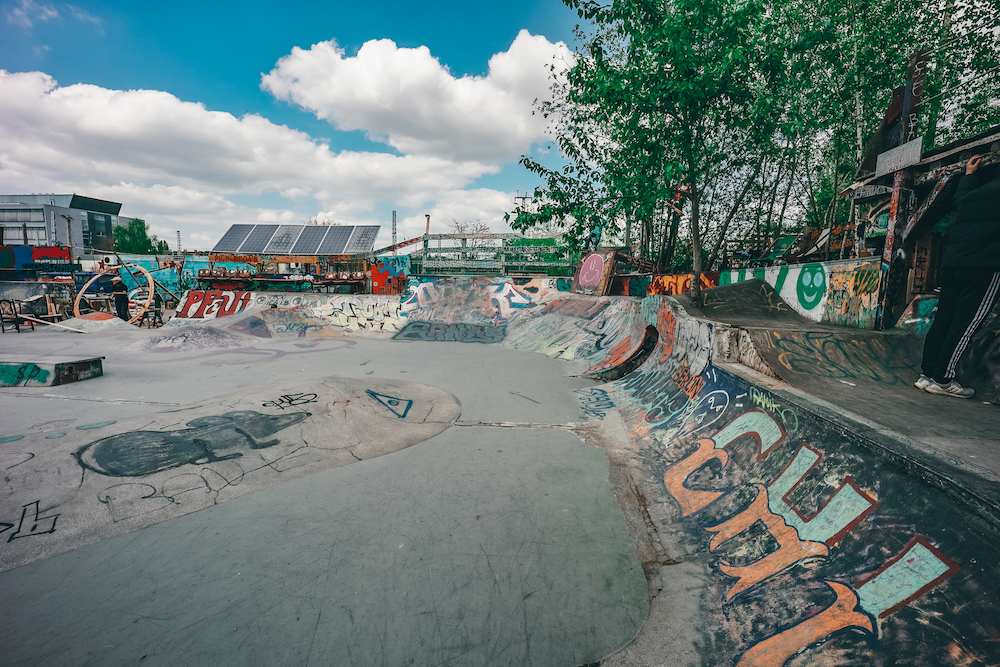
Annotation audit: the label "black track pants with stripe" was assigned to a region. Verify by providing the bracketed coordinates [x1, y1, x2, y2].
[921, 268, 1000, 383]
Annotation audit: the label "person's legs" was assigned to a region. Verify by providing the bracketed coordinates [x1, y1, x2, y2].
[938, 269, 1000, 381]
[921, 268, 959, 381]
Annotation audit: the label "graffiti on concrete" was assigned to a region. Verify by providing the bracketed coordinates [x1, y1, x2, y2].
[646, 392, 967, 665]
[366, 390, 412, 419]
[0, 362, 48, 387]
[823, 262, 880, 327]
[0, 501, 59, 542]
[262, 393, 318, 410]
[313, 296, 407, 333]
[402, 278, 542, 325]
[255, 293, 305, 309]
[542, 298, 610, 319]
[75, 410, 310, 477]
[261, 308, 331, 337]
[393, 321, 507, 344]
[573, 251, 615, 296]
[176, 290, 254, 318]
[576, 387, 616, 420]
[648, 272, 719, 296]
[754, 330, 918, 386]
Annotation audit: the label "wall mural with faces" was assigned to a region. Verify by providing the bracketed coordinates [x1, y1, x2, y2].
[718, 259, 879, 328]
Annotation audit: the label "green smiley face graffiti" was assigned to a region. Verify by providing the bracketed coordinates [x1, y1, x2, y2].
[796, 265, 826, 310]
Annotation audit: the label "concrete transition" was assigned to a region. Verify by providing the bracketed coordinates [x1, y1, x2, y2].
[2, 275, 999, 666]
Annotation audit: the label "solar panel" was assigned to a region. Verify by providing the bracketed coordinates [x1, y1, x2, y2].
[238, 225, 279, 253]
[263, 225, 304, 254]
[343, 225, 380, 254]
[317, 226, 353, 255]
[291, 225, 330, 254]
[212, 224, 254, 253]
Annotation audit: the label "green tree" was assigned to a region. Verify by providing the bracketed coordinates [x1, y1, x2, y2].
[113, 218, 170, 255]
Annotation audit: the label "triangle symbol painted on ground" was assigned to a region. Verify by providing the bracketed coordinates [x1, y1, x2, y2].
[366, 390, 413, 419]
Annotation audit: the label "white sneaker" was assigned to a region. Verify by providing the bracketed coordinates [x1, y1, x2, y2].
[914, 374, 932, 389]
[924, 379, 975, 399]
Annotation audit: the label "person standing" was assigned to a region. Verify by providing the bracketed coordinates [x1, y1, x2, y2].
[917, 154, 1000, 397]
[111, 276, 130, 321]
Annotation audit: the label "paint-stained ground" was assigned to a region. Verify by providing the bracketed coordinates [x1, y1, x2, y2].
[0, 326, 648, 667]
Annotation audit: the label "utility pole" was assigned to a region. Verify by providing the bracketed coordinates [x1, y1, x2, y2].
[59, 214, 79, 300]
[392, 210, 397, 255]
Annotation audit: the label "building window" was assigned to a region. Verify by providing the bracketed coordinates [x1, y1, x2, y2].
[26, 227, 47, 246]
[1, 225, 24, 244]
[0, 209, 44, 223]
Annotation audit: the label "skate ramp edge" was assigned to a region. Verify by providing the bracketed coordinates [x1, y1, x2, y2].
[598, 292, 1000, 666]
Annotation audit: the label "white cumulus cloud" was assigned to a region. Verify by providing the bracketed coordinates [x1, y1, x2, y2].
[261, 29, 572, 163]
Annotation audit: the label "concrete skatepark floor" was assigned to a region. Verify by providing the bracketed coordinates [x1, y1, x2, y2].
[0, 327, 648, 667]
[4, 278, 1000, 667]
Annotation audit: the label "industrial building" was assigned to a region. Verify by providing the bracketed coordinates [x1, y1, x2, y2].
[0, 194, 134, 255]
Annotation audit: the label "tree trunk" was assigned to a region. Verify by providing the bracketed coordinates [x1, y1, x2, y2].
[690, 185, 704, 307]
[707, 157, 763, 269]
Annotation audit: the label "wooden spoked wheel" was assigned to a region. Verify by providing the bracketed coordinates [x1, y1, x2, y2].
[74, 264, 155, 325]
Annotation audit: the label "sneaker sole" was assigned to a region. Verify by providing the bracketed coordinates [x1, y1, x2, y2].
[924, 385, 974, 398]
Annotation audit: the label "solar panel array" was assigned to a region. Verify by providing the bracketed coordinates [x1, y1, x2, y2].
[343, 226, 380, 254]
[212, 224, 381, 255]
[239, 225, 279, 254]
[290, 225, 330, 254]
[317, 225, 354, 255]
[263, 225, 303, 254]
[212, 224, 255, 253]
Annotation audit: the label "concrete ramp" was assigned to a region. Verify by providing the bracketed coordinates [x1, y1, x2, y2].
[583, 289, 1000, 667]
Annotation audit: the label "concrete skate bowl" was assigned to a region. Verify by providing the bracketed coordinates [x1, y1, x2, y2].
[161, 280, 1000, 665]
[171, 280, 657, 381]
[584, 291, 1000, 666]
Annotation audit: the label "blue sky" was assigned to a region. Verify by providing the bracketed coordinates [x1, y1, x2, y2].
[1, 0, 578, 250]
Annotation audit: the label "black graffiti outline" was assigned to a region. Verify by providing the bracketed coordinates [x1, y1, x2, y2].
[263, 393, 319, 410]
[0, 501, 60, 542]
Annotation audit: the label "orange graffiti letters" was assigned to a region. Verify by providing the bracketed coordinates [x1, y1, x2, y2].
[706, 484, 829, 600]
[662, 439, 730, 516]
[735, 581, 875, 667]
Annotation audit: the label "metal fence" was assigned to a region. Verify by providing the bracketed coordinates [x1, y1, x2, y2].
[407, 234, 577, 276]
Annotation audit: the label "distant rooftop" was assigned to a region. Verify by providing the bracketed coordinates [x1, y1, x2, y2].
[212, 224, 381, 256]
[0, 194, 122, 215]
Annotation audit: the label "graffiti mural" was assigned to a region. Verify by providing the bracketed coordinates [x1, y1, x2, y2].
[312, 296, 407, 333]
[0, 378, 462, 573]
[401, 277, 546, 325]
[647, 271, 720, 296]
[572, 251, 615, 296]
[372, 255, 410, 295]
[75, 411, 311, 477]
[648, 402, 963, 666]
[823, 261, 880, 328]
[576, 387, 616, 420]
[175, 290, 254, 318]
[715, 259, 879, 327]
[393, 321, 506, 344]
